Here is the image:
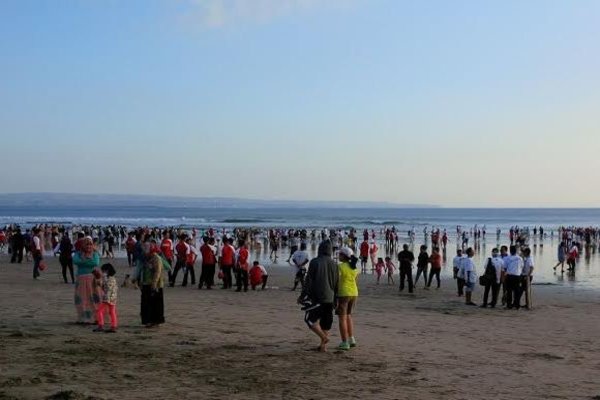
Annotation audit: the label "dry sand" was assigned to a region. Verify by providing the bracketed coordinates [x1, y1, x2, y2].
[1, 255, 599, 400]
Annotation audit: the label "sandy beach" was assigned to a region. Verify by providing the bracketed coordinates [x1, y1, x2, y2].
[1, 254, 599, 400]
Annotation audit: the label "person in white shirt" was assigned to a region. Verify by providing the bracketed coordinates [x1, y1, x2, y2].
[460, 248, 477, 305]
[32, 228, 44, 279]
[452, 249, 465, 296]
[501, 245, 524, 310]
[521, 247, 534, 309]
[291, 243, 310, 291]
[480, 248, 504, 308]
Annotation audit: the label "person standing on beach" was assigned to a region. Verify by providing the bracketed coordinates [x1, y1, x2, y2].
[480, 248, 503, 308]
[459, 248, 477, 306]
[452, 249, 464, 296]
[9, 228, 24, 264]
[398, 244, 415, 293]
[235, 239, 250, 292]
[298, 240, 339, 352]
[521, 247, 534, 309]
[336, 247, 359, 351]
[219, 237, 235, 289]
[31, 228, 44, 279]
[160, 231, 174, 283]
[139, 242, 166, 327]
[58, 233, 74, 284]
[502, 245, 524, 310]
[73, 237, 101, 324]
[198, 236, 217, 290]
[358, 238, 369, 274]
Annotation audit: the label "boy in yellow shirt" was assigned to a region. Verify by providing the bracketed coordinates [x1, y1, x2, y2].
[337, 247, 359, 351]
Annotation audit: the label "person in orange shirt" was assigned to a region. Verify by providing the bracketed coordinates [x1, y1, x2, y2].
[219, 237, 236, 289]
[235, 239, 250, 292]
[426, 247, 443, 289]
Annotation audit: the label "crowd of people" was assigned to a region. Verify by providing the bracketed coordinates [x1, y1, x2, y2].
[0, 222, 596, 352]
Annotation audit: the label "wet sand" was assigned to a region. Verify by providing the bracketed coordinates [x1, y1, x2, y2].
[1, 254, 599, 400]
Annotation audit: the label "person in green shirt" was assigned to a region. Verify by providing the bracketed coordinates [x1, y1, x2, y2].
[337, 247, 359, 351]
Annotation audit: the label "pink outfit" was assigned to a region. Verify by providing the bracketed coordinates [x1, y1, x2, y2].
[385, 261, 395, 275]
[96, 303, 118, 329]
[375, 262, 385, 277]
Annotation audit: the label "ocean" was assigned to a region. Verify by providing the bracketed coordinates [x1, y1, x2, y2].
[2, 206, 600, 232]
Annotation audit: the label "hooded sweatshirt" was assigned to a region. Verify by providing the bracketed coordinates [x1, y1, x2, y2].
[302, 240, 338, 304]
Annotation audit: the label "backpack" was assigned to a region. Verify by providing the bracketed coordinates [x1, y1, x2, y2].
[483, 258, 497, 282]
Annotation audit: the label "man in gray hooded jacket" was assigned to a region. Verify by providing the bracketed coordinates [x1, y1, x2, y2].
[298, 240, 339, 352]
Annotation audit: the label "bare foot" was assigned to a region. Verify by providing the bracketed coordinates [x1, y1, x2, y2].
[318, 337, 330, 352]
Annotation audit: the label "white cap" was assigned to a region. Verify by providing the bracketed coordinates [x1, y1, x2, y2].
[339, 247, 354, 258]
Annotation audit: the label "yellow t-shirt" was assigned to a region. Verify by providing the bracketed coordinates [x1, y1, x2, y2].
[338, 261, 359, 297]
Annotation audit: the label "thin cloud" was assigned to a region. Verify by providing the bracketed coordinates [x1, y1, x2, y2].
[181, 0, 349, 29]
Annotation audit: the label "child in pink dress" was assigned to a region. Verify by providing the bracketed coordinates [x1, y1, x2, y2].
[385, 257, 395, 285]
[375, 257, 385, 284]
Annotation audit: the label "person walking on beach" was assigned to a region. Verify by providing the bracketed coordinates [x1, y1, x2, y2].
[426, 247, 442, 289]
[414, 245, 429, 288]
[170, 234, 189, 287]
[291, 242, 310, 291]
[453, 249, 465, 296]
[298, 240, 338, 352]
[502, 245, 524, 310]
[553, 242, 566, 273]
[398, 244, 415, 293]
[73, 237, 101, 324]
[160, 231, 174, 283]
[480, 248, 503, 308]
[336, 247, 359, 351]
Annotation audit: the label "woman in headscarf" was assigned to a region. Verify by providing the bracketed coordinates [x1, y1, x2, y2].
[72, 237, 101, 324]
[138, 241, 165, 327]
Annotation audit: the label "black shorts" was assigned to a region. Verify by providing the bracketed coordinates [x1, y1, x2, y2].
[360, 256, 368, 263]
[304, 303, 334, 331]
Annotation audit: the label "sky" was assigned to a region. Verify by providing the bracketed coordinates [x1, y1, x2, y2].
[1, 0, 599, 207]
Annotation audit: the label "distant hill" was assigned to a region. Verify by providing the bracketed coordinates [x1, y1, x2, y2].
[0, 193, 438, 209]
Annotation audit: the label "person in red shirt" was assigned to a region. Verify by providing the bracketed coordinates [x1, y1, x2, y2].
[359, 239, 369, 274]
[219, 237, 235, 289]
[199, 236, 217, 289]
[249, 261, 268, 290]
[426, 247, 443, 289]
[182, 237, 198, 287]
[235, 239, 250, 292]
[125, 232, 136, 268]
[170, 234, 190, 287]
[161, 231, 174, 282]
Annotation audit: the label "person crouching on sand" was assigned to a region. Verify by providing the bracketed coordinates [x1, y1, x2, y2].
[249, 261, 268, 290]
[336, 247, 359, 351]
[298, 240, 338, 352]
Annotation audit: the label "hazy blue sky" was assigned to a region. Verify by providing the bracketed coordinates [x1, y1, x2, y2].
[1, 0, 599, 207]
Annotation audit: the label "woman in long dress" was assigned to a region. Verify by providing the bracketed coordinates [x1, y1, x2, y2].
[139, 242, 165, 327]
[73, 237, 101, 324]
